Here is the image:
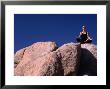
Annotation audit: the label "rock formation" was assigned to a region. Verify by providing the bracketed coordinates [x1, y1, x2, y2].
[14, 42, 97, 76]
[77, 44, 97, 76]
[56, 43, 81, 76]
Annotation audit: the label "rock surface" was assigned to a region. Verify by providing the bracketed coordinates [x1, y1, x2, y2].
[77, 43, 97, 76]
[15, 52, 63, 76]
[14, 42, 97, 76]
[81, 44, 97, 58]
[56, 43, 81, 75]
[14, 42, 58, 76]
[14, 48, 26, 68]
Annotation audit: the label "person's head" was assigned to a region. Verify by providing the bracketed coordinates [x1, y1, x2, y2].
[82, 25, 86, 32]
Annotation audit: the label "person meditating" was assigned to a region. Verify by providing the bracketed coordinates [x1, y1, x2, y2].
[76, 25, 92, 43]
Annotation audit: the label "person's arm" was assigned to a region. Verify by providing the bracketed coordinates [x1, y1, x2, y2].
[80, 32, 82, 35]
[84, 32, 89, 42]
[79, 32, 82, 37]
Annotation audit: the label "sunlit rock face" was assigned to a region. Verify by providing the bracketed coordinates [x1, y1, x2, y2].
[14, 42, 97, 76]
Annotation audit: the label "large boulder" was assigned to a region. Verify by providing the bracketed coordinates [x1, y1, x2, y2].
[15, 52, 63, 76]
[77, 43, 97, 76]
[56, 43, 81, 76]
[14, 42, 58, 76]
[14, 42, 57, 68]
[14, 42, 81, 76]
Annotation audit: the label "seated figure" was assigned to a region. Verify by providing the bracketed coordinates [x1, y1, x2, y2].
[76, 25, 92, 43]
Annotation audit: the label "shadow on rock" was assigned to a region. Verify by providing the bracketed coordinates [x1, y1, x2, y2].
[77, 48, 97, 76]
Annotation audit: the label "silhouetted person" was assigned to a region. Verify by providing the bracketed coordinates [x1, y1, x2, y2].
[76, 25, 92, 43]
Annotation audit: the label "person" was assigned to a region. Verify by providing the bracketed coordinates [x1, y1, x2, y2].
[76, 25, 92, 43]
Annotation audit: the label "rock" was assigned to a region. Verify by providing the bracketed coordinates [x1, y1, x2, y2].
[14, 42, 81, 76]
[24, 52, 63, 76]
[56, 43, 81, 76]
[15, 52, 63, 76]
[81, 43, 97, 58]
[14, 42, 97, 76]
[77, 43, 97, 76]
[14, 42, 58, 76]
[14, 48, 26, 68]
[14, 42, 57, 68]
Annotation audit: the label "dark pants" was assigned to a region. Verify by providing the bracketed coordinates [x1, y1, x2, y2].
[76, 37, 92, 43]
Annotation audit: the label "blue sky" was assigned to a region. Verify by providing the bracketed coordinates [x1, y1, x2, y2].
[14, 14, 97, 53]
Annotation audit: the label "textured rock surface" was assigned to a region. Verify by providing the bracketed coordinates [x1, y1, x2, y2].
[81, 44, 97, 58]
[56, 43, 81, 75]
[14, 42, 80, 76]
[14, 48, 26, 68]
[15, 52, 63, 76]
[14, 42, 58, 76]
[14, 42, 97, 76]
[77, 43, 97, 76]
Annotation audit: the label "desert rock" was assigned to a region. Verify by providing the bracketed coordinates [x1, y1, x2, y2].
[14, 42, 97, 76]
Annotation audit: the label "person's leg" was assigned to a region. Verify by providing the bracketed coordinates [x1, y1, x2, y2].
[86, 39, 92, 43]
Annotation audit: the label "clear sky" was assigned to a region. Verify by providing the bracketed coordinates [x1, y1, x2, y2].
[14, 14, 97, 53]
